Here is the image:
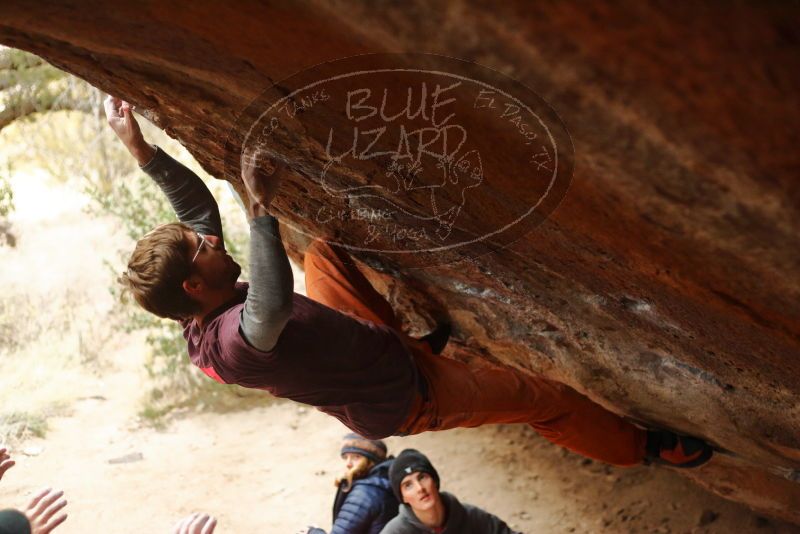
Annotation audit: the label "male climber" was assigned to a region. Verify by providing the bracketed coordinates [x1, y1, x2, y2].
[105, 95, 713, 469]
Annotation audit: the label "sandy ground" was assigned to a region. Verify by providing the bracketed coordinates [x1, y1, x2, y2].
[2, 169, 799, 534]
[1, 348, 799, 534]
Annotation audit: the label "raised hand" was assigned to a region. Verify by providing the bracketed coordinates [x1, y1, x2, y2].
[23, 488, 68, 534]
[240, 146, 287, 219]
[173, 512, 217, 534]
[103, 95, 155, 165]
[0, 447, 14, 481]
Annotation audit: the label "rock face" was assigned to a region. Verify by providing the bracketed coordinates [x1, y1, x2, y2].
[1, 0, 798, 521]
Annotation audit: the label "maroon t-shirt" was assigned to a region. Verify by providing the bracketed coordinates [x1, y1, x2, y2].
[183, 283, 419, 439]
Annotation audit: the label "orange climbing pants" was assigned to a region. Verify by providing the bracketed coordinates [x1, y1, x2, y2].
[304, 240, 647, 467]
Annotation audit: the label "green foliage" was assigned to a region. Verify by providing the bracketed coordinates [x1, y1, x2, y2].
[1, 47, 93, 132]
[0, 164, 13, 219]
[0, 164, 14, 247]
[0, 411, 51, 445]
[0, 47, 44, 71]
[0, 292, 40, 354]
[85, 168, 177, 241]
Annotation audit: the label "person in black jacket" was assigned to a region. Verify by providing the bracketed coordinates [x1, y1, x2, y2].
[308, 434, 399, 534]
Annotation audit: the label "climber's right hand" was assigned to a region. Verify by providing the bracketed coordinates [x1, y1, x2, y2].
[103, 95, 155, 166]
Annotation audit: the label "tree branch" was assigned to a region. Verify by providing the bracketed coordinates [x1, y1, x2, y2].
[0, 47, 43, 71]
[0, 87, 93, 132]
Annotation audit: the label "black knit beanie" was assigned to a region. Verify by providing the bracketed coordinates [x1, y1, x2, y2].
[340, 433, 388, 464]
[389, 449, 440, 502]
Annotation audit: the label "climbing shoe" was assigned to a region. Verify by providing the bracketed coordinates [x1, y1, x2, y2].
[645, 430, 713, 468]
[420, 323, 451, 355]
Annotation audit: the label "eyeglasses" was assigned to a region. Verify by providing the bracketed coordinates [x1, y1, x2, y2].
[191, 234, 208, 264]
[191, 233, 222, 264]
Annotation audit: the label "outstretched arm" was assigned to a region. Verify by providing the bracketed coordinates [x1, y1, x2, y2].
[238, 148, 294, 352]
[103, 96, 223, 239]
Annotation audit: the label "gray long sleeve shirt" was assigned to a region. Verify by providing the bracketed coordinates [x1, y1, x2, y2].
[141, 145, 293, 350]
